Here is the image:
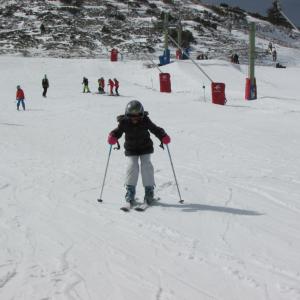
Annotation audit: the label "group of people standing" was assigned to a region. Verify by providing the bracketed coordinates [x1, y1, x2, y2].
[230, 53, 240, 64]
[82, 77, 120, 96]
[16, 74, 120, 111]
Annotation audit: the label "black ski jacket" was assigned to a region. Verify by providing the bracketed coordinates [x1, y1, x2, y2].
[110, 112, 167, 156]
[42, 78, 49, 88]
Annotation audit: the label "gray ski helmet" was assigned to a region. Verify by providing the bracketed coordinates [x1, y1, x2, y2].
[125, 100, 144, 116]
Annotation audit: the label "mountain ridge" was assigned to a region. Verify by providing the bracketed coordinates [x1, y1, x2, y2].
[0, 0, 299, 63]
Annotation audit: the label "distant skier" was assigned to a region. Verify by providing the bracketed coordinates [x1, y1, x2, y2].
[98, 77, 105, 94]
[40, 23, 46, 35]
[16, 85, 25, 111]
[114, 78, 119, 96]
[107, 100, 170, 208]
[42, 74, 49, 97]
[82, 77, 90, 93]
[268, 41, 273, 53]
[227, 21, 232, 33]
[233, 53, 239, 64]
[108, 78, 114, 95]
[272, 49, 277, 62]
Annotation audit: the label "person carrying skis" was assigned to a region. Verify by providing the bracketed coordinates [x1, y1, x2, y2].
[108, 78, 114, 95]
[107, 100, 170, 207]
[268, 41, 273, 53]
[42, 74, 49, 97]
[16, 85, 26, 111]
[98, 77, 105, 94]
[113, 78, 119, 96]
[82, 77, 90, 93]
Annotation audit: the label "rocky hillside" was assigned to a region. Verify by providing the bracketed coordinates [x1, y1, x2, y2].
[0, 0, 299, 63]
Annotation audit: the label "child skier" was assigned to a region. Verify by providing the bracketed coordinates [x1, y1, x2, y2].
[98, 77, 105, 94]
[113, 78, 119, 96]
[42, 74, 49, 97]
[108, 78, 114, 95]
[82, 77, 90, 93]
[107, 100, 170, 207]
[16, 85, 26, 111]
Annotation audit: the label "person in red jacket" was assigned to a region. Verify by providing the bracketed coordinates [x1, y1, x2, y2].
[113, 78, 119, 96]
[108, 78, 114, 95]
[16, 85, 25, 111]
[98, 77, 105, 94]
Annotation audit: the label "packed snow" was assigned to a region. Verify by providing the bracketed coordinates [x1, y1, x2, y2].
[0, 51, 300, 300]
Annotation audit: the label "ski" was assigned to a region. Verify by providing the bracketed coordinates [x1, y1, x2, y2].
[135, 203, 149, 211]
[135, 197, 160, 212]
[120, 199, 139, 212]
[103, 94, 130, 98]
[120, 204, 132, 212]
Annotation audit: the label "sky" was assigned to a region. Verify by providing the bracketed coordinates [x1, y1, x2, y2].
[202, 0, 300, 27]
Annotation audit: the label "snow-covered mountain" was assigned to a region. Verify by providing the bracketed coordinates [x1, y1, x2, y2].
[0, 0, 299, 63]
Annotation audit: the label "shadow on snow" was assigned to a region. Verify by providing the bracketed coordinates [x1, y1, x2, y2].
[155, 202, 263, 216]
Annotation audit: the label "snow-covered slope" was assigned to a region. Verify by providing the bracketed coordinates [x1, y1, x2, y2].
[0, 53, 300, 299]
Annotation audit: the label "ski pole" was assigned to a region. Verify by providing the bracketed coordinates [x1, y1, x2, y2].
[166, 144, 184, 203]
[203, 84, 206, 102]
[97, 145, 113, 203]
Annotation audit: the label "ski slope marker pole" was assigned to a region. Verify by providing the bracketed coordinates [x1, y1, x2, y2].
[166, 144, 184, 203]
[97, 145, 112, 203]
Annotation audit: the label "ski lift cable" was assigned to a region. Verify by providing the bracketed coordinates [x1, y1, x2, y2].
[168, 34, 214, 83]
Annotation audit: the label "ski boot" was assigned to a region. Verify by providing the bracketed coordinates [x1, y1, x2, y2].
[125, 185, 136, 207]
[144, 186, 154, 205]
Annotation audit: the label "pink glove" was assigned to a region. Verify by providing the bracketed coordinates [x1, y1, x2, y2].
[108, 134, 118, 145]
[162, 135, 171, 144]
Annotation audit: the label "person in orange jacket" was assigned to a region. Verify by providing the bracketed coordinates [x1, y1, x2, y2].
[114, 78, 119, 96]
[108, 78, 114, 95]
[16, 85, 25, 111]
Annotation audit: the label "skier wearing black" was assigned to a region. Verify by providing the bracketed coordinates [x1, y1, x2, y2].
[42, 75, 49, 97]
[108, 100, 170, 207]
[98, 77, 105, 94]
[40, 23, 46, 35]
[82, 77, 90, 93]
[272, 49, 277, 62]
[114, 78, 119, 96]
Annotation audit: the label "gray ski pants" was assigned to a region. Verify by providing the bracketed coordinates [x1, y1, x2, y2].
[125, 154, 155, 187]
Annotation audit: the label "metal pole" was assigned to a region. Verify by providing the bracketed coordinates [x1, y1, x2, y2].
[97, 145, 113, 202]
[166, 145, 184, 203]
[278, 7, 300, 32]
[164, 12, 169, 50]
[249, 22, 255, 84]
[177, 20, 182, 48]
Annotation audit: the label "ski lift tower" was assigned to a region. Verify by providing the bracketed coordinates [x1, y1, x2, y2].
[245, 22, 257, 100]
